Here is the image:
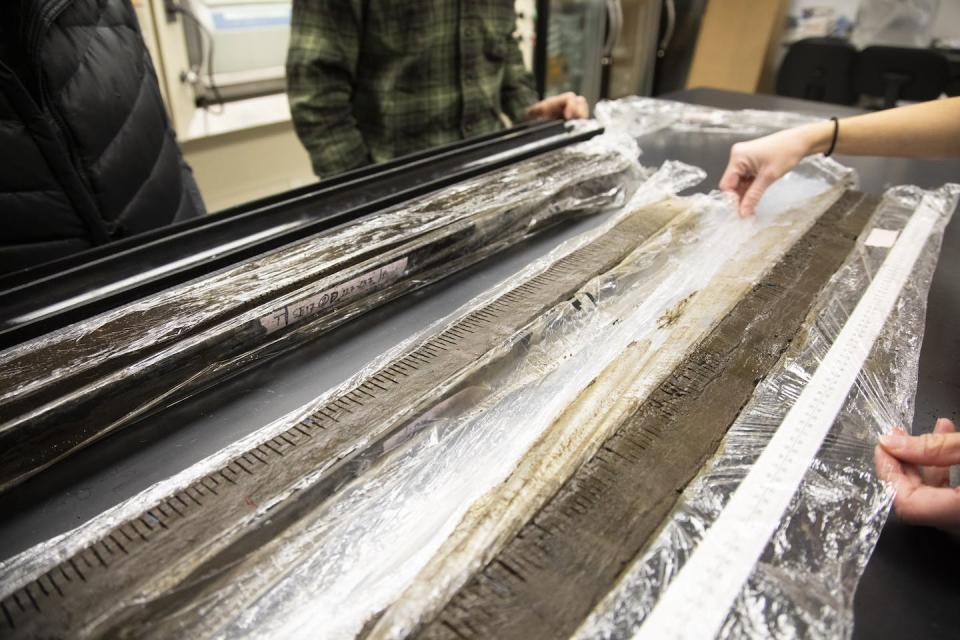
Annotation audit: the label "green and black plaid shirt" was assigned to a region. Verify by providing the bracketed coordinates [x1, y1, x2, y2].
[286, 1, 539, 177]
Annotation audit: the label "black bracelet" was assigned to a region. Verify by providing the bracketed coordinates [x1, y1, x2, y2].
[824, 117, 839, 157]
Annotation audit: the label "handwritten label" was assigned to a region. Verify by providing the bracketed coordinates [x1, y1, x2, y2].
[259, 257, 408, 333]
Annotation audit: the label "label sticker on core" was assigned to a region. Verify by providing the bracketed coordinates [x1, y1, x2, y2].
[259, 257, 408, 333]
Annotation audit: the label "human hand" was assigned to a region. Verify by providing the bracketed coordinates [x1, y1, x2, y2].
[875, 418, 960, 534]
[719, 123, 825, 218]
[526, 91, 589, 121]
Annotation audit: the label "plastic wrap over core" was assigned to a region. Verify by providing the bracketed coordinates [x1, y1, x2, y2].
[0, 131, 642, 492]
[0, 156, 856, 639]
[576, 183, 959, 640]
[595, 96, 820, 139]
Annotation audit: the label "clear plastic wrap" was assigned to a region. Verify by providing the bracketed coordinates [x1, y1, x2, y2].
[851, 0, 940, 48]
[595, 96, 820, 139]
[0, 132, 642, 492]
[0, 158, 857, 639]
[575, 183, 959, 640]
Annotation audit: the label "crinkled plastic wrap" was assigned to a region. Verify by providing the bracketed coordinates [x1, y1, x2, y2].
[0, 158, 855, 639]
[0, 132, 642, 492]
[851, 0, 940, 49]
[595, 96, 819, 139]
[575, 183, 959, 640]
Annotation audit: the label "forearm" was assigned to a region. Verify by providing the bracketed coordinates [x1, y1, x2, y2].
[286, 0, 369, 176]
[795, 97, 960, 159]
[500, 36, 538, 122]
[287, 83, 371, 177]
[288, 82, 370, 176]
[502, 83, 538, 123]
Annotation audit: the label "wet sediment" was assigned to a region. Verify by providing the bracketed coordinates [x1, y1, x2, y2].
[417, 191, 878, 640]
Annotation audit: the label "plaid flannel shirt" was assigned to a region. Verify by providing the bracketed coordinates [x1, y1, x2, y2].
[286, 0, 539, 177]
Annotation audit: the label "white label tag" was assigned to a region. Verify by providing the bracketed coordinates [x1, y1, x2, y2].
[259, 257, 408, 333]
[865, 228, 899, 248]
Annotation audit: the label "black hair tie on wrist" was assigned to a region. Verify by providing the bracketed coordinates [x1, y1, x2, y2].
[824, 117, 839, 158]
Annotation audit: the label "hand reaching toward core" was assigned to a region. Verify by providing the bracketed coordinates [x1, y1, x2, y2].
[720, 98, 960, 218]
[719, 126, 818, 218]
[526, 91, 589, 122]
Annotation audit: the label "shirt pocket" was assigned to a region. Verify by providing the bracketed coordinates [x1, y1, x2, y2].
[369, 2, 437, 55]
[484, 35, 507, 62]
[481, 5, 515, 62]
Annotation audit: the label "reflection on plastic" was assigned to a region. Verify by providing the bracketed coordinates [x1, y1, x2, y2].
[595, 96, 821, 139]
[0, 156, 859, 639]
[576, 183, 959, 640]
[0, 132, 643, 492]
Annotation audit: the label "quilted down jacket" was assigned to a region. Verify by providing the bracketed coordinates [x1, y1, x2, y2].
[0, 0, 204, 274]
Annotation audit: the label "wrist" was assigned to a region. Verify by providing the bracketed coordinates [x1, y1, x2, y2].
[800, 120, 836, 156]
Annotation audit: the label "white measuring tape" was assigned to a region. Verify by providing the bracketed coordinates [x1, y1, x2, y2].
[633, 197, 942, 640]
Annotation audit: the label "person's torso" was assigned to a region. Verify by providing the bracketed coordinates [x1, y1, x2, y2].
[354, 0, 518, 162]
[0, 0, 201, 273]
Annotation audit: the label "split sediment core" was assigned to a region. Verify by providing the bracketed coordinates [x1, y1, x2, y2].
[0, 190, 879, 639]
[414, 190, 877, 640]
[0, 198, 678, 638]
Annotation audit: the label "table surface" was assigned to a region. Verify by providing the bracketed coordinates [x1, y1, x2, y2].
[1, 87, 957, 639]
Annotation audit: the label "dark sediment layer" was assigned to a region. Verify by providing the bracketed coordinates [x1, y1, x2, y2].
[0, 146, 635, 494]
[0, 201, 677, 638]
[416, 190, 878, 640]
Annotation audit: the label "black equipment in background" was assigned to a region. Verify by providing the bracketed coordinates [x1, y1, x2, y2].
[652, 0, 705, 96]
[940, 47, 960, 97]
[776, 37, 859, 106]
[856, 46, 949, 109]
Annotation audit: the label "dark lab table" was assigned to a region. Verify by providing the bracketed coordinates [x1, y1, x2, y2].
[0, 88, 956, 638]
[654, 88, 960, 640]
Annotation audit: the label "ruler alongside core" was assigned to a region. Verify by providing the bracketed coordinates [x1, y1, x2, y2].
[0, 205, 677, 637]
[634, 198, 941, 640]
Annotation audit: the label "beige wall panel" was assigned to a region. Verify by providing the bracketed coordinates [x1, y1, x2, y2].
[182, 123, 315, 213]
[686, 0, 789, 93]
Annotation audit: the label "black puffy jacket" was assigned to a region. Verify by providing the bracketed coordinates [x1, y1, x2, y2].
[0, 0, 204, 274]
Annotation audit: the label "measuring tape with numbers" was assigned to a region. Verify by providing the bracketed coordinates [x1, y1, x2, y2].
[634, 197, 942, 640]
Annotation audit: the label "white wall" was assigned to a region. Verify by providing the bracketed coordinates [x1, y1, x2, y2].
[932, 1, 960, 41]
[181, 122, 314, 213]
[515, 0, 537, 70]
[787, 0, 960, 44]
